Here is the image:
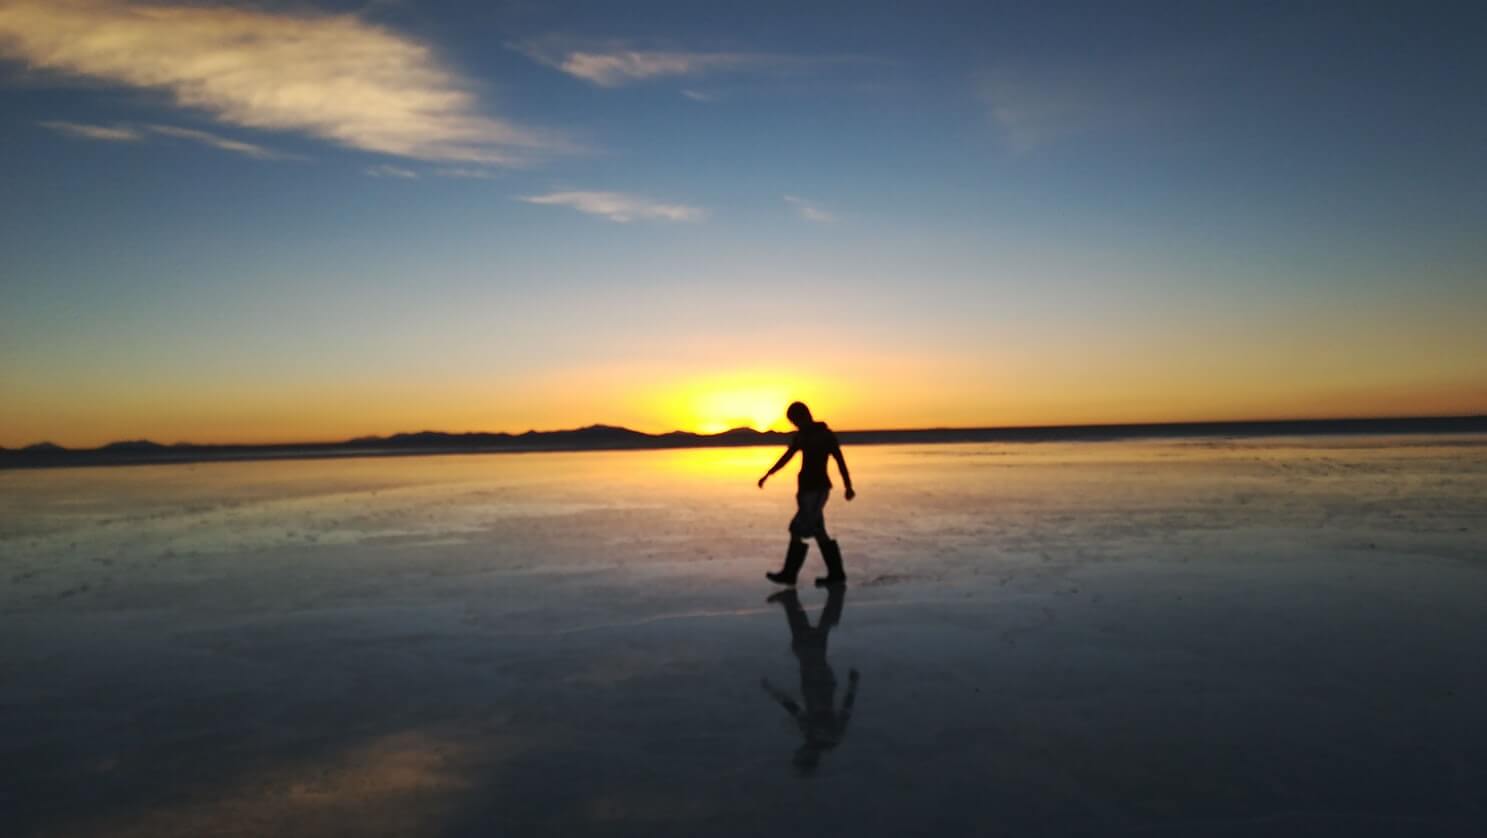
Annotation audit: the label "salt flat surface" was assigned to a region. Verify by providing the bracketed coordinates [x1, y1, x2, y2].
[2, 437, 1486, 837]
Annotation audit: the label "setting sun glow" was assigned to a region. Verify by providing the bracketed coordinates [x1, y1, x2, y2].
[651, 372, 838, 435]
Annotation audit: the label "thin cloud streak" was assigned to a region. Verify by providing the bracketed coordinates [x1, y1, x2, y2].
[784, 195, 834, 223]
[40, 119, 292, 158]
[39, 120, 141, 141]
[366, 164, 418, 179]
[0, 0, 563, 164]
[433, 167, 500, 180]
[148, 125, 291, 160]
[512, 39, 837, 88]
[514, 42, 755, 87]
[519, 191, 704, 223]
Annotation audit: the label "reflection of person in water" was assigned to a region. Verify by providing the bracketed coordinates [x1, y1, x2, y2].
[761, 587, 859, 775]
[759, 401, 855, 588]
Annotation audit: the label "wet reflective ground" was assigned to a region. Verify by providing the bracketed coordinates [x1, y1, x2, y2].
[3, 437, 1486, 836]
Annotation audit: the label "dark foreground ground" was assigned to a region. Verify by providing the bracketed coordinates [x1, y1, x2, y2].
[3, 437, 1485, 836]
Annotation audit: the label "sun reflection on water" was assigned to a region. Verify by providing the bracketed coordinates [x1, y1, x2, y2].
[648, 446, 779, 481]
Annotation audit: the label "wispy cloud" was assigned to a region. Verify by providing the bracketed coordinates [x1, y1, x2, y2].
[432, 167, 500, 180]
[978, 66, 1166, 153]
[980, 76, 1090, 152]
[681, 89, 718, 103]
[784, 195, 835, 223]
[512, 39, 820, 88]
[519, 191, 704, 223]
[39, 120, 141, 142]
[514, 43, 752, 87]
[366, 164, 418, 179]
[148, 125, 290, 160]
[41, 119, 292, 158]
[0, 0, 562, 164]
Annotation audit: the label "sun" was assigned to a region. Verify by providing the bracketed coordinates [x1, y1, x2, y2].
[643, 368, 851, 436]
[690, 386, 792, 434]
[651, 373, 805, 435]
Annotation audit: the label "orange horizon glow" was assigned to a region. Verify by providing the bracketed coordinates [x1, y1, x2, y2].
[5, 363, 1485, 449]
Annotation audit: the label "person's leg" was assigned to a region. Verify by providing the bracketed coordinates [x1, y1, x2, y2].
[766, 538, 808, 585]
[811, 492, 846, 587]
[807, 490, 830, 544]
[768, 493, 817, 585]
[815, 538, 846, 587]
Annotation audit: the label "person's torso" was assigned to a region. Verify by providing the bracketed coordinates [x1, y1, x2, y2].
[796, 423, 835, 490]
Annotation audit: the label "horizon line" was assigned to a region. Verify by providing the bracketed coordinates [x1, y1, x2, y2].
[7, 412, 1487, 453]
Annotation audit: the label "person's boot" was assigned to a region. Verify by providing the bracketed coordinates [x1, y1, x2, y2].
[815, 538, 847, 588]
[766, 540, 809, 586]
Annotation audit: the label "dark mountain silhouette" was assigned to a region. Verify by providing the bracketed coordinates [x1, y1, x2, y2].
[99, 440, 170, 452]
[2, 416, 1483, 470]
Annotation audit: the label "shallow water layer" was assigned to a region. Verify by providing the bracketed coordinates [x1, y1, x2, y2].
[3, 437, 1486, 837]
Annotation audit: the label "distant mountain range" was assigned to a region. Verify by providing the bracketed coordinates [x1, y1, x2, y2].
[3, 416, 1484, 470]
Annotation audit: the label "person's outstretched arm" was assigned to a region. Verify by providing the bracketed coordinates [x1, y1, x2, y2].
[758, 441, 799, 488]
[831, 438, 855, 500]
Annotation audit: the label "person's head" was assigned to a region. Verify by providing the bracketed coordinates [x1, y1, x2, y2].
[785, 401, 813, 429]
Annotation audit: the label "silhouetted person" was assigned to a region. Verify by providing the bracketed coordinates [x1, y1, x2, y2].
[758, 401, 855, 587]
[761, 587, 858, 775]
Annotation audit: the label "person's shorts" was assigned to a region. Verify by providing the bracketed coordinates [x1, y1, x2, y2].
[789, 489, 831, 539]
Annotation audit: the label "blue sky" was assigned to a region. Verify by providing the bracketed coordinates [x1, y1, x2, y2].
[1, 0, 1485, 445]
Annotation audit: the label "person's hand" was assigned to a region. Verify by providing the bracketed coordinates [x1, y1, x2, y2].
[845, 487, 856, 501]
[757, 475, 768, 489]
